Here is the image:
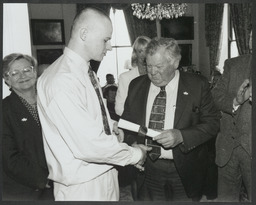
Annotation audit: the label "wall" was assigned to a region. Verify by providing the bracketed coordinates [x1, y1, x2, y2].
[28, 3, 210, 79]
[3, 4, 32, 99]
[28, 4, 76, 59]
[173, 3, 210, 79]
[175, 3, 199, 73]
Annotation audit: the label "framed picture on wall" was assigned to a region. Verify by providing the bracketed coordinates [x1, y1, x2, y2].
[178, 44, 192, 67]
[31, 19, 65, 45]
[37, 49, 63, 65]
[161, 17, 194, 40]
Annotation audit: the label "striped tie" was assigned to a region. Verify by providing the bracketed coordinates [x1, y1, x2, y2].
[147, 86, 166, 161]
[88, 67, 111, 135]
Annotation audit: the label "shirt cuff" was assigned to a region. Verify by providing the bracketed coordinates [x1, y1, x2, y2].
[128, 146, 143, 165]
[159, 147, 173, 159]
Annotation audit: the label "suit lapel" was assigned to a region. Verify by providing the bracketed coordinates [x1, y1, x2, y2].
[174, 73, 191, 128]
[10, 92, 30, 115]
[139, 77, 151, 127]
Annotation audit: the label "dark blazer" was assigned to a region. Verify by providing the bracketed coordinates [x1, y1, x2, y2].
[121, 71, 220, 198]
[212, 54, 252, 167]
[2, 92, 49, 200]
[234, 101, 251, 156]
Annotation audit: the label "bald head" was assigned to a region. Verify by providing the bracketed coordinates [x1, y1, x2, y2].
[70, 7, 111, 39]
[68, 7, 113, 62]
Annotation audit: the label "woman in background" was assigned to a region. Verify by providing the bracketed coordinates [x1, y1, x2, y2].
[2, 53, 53, 200]
[115, 36, 151, 116]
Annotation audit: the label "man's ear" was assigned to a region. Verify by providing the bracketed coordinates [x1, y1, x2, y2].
[174, 59, 180, 69]
[80, 28, 88, 41]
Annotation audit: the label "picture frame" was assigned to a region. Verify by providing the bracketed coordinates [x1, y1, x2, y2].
[178, 44, 192, 67]
[36, 49, 63, 65]
[161, 17, 194, 40]
[31, 19, 65, 45]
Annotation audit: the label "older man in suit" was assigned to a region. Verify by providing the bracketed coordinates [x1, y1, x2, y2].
[121, 37, 220, 201]
[212, 31, 252, 202]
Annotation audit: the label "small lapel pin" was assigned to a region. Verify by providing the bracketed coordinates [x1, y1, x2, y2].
[183, 91, 189, 95]
[21, 118, 27, 122]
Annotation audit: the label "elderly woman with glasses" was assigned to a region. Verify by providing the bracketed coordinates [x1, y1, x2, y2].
[2, 53, 53, 201]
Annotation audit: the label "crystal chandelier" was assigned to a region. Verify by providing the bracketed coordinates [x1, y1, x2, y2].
[131, 3, 187, 20]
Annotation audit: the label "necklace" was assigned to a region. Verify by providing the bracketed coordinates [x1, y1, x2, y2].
[17, 94, 40, 127]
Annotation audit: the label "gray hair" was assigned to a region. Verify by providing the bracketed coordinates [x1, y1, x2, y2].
[2, 53, 37, 78]
[145, 37, 181, 62]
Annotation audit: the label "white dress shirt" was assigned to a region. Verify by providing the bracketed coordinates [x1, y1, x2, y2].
[146, 70, 180, 159]
[37, 47, 142, 200]
[115, 67, 140, 116]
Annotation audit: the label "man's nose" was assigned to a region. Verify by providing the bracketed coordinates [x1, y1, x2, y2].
[106, 41, 112, 51]
[150, 67, 158, 75]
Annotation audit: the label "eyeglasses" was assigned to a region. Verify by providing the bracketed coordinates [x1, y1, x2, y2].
[6, 66, 34, 79]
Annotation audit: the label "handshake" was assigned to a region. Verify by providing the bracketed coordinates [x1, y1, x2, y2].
[117, 119, 183, 171]
[132, 143, 152, 172]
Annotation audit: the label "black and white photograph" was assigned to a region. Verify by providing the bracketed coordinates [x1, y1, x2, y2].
[1, 1, 254, 203]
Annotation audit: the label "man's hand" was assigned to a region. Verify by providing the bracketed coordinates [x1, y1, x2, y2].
[112, 122, 124, 142]
[133, 144, 152, 171]
[153, 129, 183, 149]
[234, 79, 250, 106]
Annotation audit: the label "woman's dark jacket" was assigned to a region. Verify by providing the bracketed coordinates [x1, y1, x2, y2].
[2, 91, 49, 200]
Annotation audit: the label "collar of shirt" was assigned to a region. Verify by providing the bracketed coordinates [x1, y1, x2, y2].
[150, 69, 179, 93]
[64, 47, 90, 77]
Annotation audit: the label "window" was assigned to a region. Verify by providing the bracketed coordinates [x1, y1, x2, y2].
[97, 8, 132, 87]
[229, 20, 239, 58]
[217, 4, 228, 73]
[3, 3, 32, 98]
[217, 4, 239, 73]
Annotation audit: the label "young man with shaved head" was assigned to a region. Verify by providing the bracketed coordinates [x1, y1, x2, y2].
[37, 7, 150, 201]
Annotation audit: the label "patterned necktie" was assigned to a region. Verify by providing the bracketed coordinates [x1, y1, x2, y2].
[88, 67, 111, 135]
[147, 86, 166, 161]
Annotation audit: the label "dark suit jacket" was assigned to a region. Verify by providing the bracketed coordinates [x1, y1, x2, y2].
[212, 54, 251, 167]
[234, 101, 252, 156]
[121, 71, 220, 198]
[2, 92, 49, 200]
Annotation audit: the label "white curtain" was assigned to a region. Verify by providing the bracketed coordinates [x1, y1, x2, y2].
[2, 3, 31, 98]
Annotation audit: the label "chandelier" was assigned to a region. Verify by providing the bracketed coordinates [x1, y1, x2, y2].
[131, 3, 187, 20]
